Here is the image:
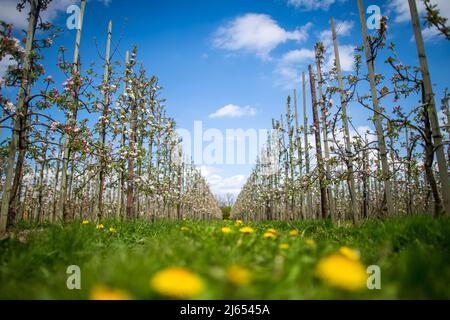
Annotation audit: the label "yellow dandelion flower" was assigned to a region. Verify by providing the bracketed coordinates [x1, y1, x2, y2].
[227, 265, 251, 285]
[239, 226, 255, 234]
[339, 246, 360, 261]
[109, 227, 117, 233]
[266, 228, 277, 234]
[263, 232, 276, 239]
[221, 227, 232, 234]
[90, 285, 131, 300]
[279, 243, 289, 250]
[180, 226, 190, 232]
[315, 254, 367, 291]
[150, 267, 204, 299]
[235, 220, 243, 226]
[96, 224, 104, 230]
[305, 238, 316, 247]
[82, 220, 89, 225]
[289, 229, 299, 236]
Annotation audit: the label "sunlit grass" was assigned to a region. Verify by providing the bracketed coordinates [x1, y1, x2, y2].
[0, 216, 449, 299]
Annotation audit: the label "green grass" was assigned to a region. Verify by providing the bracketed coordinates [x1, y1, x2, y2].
[0, 216, 449, 299]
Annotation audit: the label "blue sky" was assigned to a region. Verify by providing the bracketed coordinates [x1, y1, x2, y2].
[1, 0, 449, 197]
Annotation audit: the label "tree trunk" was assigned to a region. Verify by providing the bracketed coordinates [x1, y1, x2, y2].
[116, 51, 129, 219]
[126, 48, 137, 219]
[58, 0, 86, 221]
[308, 64, 329, 219]
[7, 98, 30, 227]
[293, 89, 304, 219]
[286, 97, 295, 217]
[357, 0, 394, 217]
[0, 0, 40, 234]
[37, 131, 49, 222]
[331, 17, 359, 223]
[405, 126, 413, 215]
[52, 138, 63, 222]
[421, 84, 443, 216]
[362, 136, 370, 218]
[95, 20, 112, 219]
[409, 0, 450, 216]
[302, 72, 313, 219]
[314, 42, 335, 220]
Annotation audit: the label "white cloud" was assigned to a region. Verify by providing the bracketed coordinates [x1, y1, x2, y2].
[0, 0, 111, 30]
[388, 0, 431, 23]
[274, 48, 315, 89]
[389, 0, 449, 40]
[200, 165, 222, 177]
[325, 44, 356, 72]
[274, 44, 356, 89]
[200, 166, 247, 197]
[0, 54, 18, 77]
[316, 20, 355, 73]
[0, 0, 76, 30]
[420, 26, 444, 41]
[274, 65, 301, 89]
[213, 13, 311, 59]
[0, 0, 29, 30]
[318, 20, 353, 47]
[274, 19, 355, 89]
[438, 109, 448, 128]
[209, 104, 256, 119]
[213, 175, 246, 197]
[287, 0, 343, 11]
[388, 0, 411, 23]
[350, 125, 375, 142]
[280, 48, 316, 64]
